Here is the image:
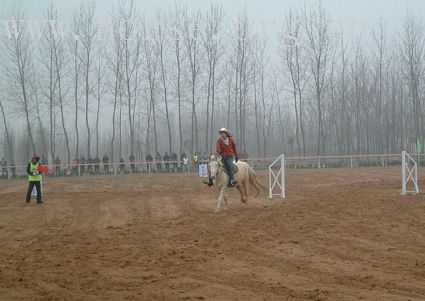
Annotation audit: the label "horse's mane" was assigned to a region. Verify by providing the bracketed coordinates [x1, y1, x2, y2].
[209, 154, 224, 168]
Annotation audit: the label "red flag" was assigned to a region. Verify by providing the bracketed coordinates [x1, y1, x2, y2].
[38, 165, 49, 174]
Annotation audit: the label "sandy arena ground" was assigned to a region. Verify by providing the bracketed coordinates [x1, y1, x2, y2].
[0, 167, 425, 300]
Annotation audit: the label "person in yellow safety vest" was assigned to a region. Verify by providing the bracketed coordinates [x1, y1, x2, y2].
[26, 155, 43, 204]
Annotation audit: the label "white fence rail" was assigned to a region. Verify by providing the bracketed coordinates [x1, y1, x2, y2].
[0, 153, 422, 179]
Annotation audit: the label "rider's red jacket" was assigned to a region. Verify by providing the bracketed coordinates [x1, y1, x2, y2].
[216, 138, 238, 158]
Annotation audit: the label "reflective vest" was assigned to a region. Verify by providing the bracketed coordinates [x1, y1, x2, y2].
[29, 163, 42, 182]
[193, 155, 199, 162]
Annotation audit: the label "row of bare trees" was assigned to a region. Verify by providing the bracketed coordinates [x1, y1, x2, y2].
[0, 1, 424, 166]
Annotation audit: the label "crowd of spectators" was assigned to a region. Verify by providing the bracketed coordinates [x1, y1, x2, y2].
[0, 151, 251, 179]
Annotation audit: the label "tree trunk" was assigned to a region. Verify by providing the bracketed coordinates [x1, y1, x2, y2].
[0, 101, 14, 165]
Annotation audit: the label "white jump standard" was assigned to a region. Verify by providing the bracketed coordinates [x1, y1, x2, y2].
[269, 154, 285, 199]
[401, 151, 419, 195]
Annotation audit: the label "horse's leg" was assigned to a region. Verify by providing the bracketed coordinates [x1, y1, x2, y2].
[236, 185, 246, 203]
[223, 195, 229, 210]
[215, 187, 226, 212]
[243, 180, 249, 205]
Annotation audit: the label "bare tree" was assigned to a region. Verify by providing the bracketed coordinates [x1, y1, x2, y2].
[281, 9, 307, 156]
[109, 2, 125, 164]
[303, 1, 330, 155]
[183, 9, 201, 154]
[32, 79, 49, 159]
[3, 5, 37, 154]
[40, 5, 60, 163]
[94, 40, 108, 158]
[252, 42, 261, 158]
[230, 10, 251, 150]
[77, 1, 97, 157]
[0, 99, 14, 165]
[171, 5, 184, 157]
[401, 11, 424, 143]
[203, 3, 223, 154]
[52, 27, 71, 165]
[2, 1, 425, 164]
[121, 0, 141, 157]
[372, 19, 387, 154]
[258, 36, 269, 157]
[70, 8, 83, 158]
[156, 15, 173, 154]
[143, 21, 159, 155]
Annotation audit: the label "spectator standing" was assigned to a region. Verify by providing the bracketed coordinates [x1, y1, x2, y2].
[163, 152, 170, 172]
[155, 152, 162, 172]
[119, 158, 125, 174]
[1, 157, 8, 178]
[102, 154, 109, 173]
[180, 152, 186, 170]
[94, 156, 100, 174]
[80, 155, 86, 175]
[26, 155, 43, 204]
[71, 157, 78, 176]
[87, 156, 93, 174]
[54, 156, 61, 175]
[129, 154, 136, 173]
[11, 162, 16, 179]
[146, 153, 153, 173]
[183, 155, 189, 173]
[171, 152, 178, 172]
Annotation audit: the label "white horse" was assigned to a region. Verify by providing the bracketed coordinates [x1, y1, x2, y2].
[208, 154, 265, 212]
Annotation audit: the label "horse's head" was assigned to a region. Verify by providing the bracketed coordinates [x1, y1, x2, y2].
[209, 154, 222, 180]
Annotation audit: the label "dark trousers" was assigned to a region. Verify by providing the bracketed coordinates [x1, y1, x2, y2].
[26, 181, 42, 203]
[222, 156, 235, 184]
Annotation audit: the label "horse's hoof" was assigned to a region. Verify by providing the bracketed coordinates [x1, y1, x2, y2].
[215, 209, 221, 213]
[223, 206, 229, 211]
[241, 199, 246, 204]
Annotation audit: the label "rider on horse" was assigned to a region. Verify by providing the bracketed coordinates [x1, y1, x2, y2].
[215, 128, 239, 187]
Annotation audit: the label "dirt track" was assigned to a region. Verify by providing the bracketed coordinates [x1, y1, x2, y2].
[1, 167, 425, 300]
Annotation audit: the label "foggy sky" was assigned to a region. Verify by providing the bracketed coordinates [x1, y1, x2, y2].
[3, 0, 425, 36]
[3, 0, 425, 21]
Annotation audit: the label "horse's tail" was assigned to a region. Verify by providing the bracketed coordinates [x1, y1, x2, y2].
[248, 165, 266, 197]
